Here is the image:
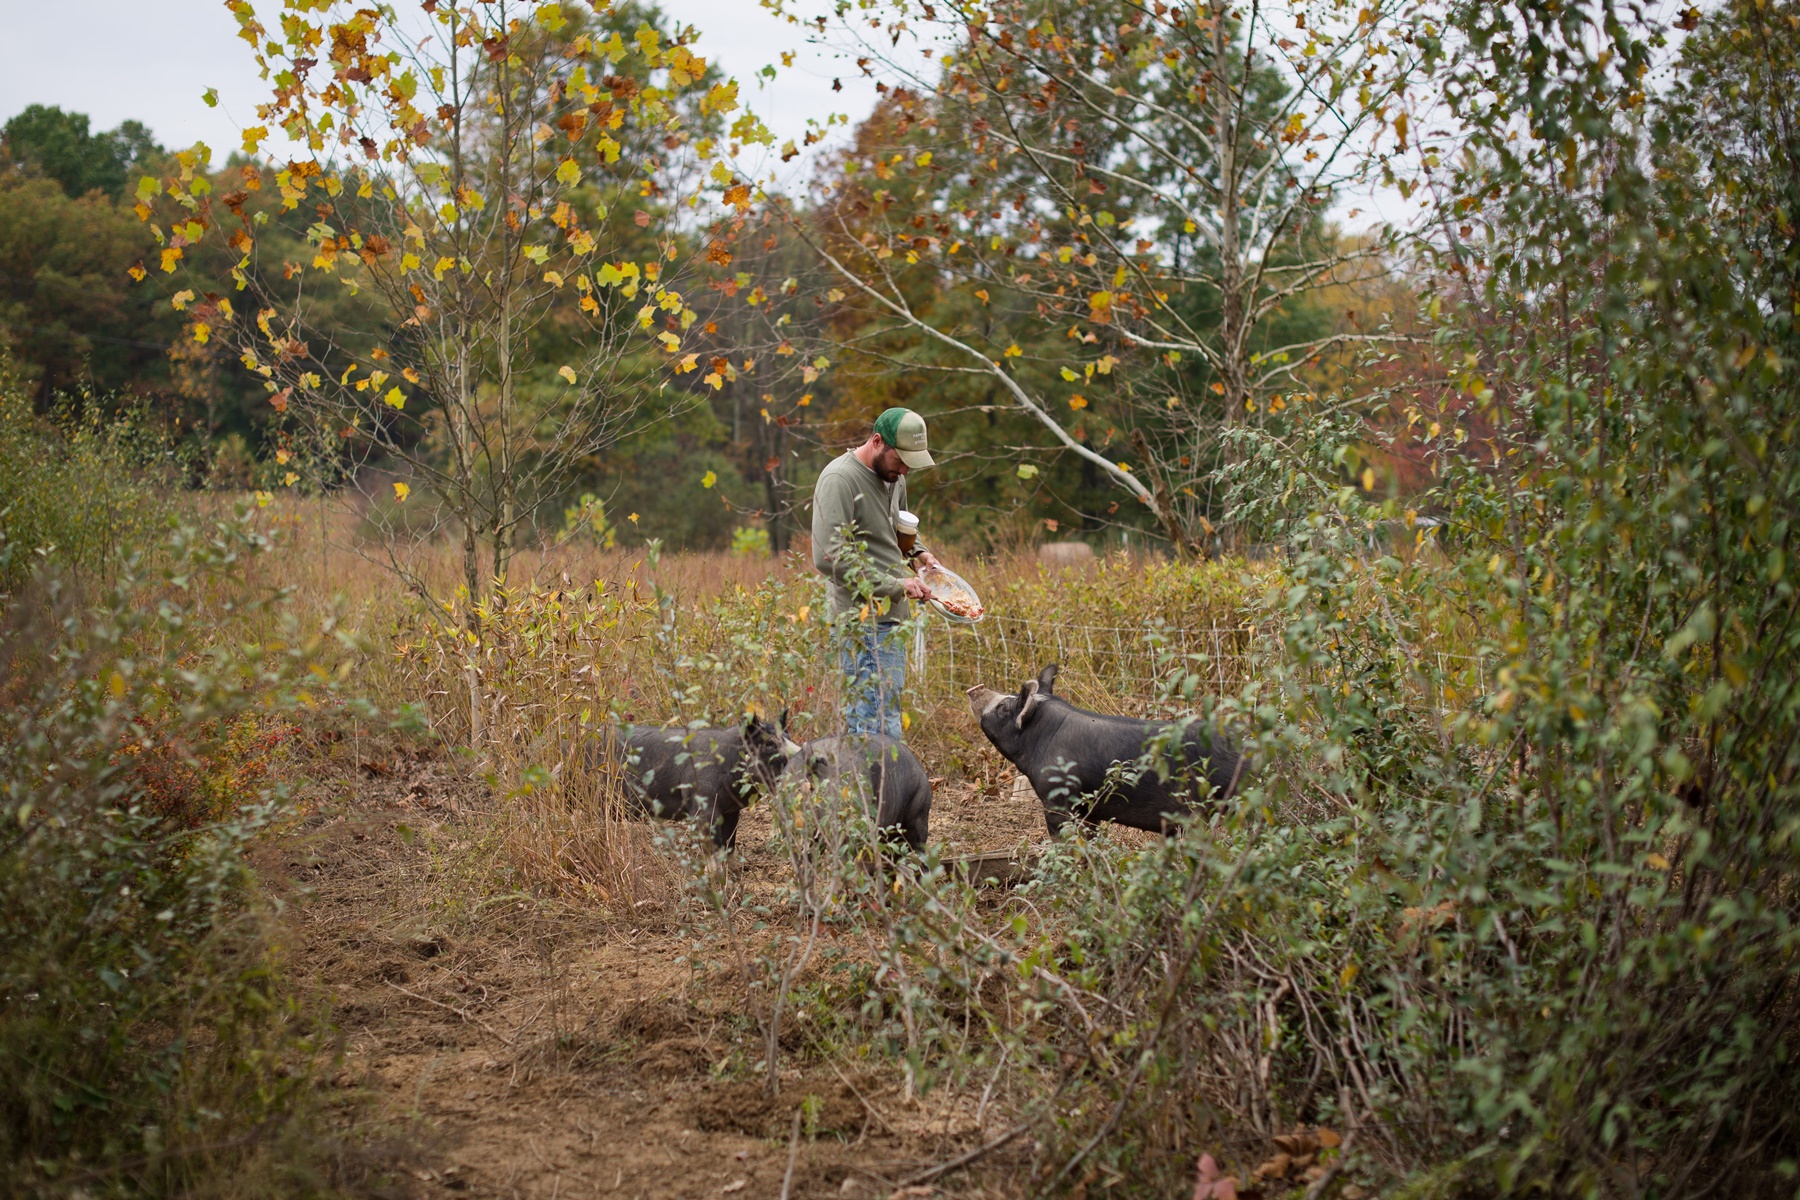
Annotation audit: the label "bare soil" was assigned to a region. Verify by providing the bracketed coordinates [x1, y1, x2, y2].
[257, 745, 1075, 1200]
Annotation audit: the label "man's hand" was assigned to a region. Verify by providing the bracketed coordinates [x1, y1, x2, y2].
[902, 576, 933, 601]
[914, 549, 943, 571]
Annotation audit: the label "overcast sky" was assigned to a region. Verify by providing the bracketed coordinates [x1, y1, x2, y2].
[0, 0, 880, 179]
[0, 0, 1406, 228]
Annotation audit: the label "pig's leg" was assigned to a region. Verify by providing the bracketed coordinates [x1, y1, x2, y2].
[713, 801, 742, 850]
[900, 788, 929, 851]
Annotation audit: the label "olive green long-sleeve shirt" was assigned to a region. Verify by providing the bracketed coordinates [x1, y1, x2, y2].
[810, 451, 925, 621]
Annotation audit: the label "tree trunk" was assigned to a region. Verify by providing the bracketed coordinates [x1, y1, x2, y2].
[463, 504, 485, 754]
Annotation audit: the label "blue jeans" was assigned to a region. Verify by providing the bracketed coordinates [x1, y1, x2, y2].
[837, 620, 906, 739]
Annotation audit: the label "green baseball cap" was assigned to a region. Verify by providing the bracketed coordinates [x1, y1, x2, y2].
[873, 407, 935, 469]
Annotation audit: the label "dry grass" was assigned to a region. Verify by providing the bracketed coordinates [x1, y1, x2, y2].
[226, 490, 1288, 904]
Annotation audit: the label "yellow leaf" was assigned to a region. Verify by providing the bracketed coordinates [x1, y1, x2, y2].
[1646, 852, 1671, 870]
[628, 512, 639, 523]
[975, 288, 989, 304]
[798, 393, 812, 406]
[1096, 354, 1118, 375]
[656, 331, 681, 352]
[1340, 962, 1359, 988]
[674, 353, 700, 374]
[403, 368, 420, 383]
[1061, 367, 1078, 381]
[127, 262, 147, 281]
[393, 481, 411, 502]
[701, 81, 740, 116]
[253, 490, 273, 508]
[558, 365, 577, 384]
[1361, 467, 1376, 491]
[284, 471, 299, 486]
[109, 671, 127, 698]
[704, 372, 724, 390]
[171, 289, 196, 311]
[556, 158, 581, 185]
[1017, 463, 1039, 479]
[701, 470, 718, 488]
[275, 449, 290, 465]
[1003, 343, 1022, 358]
[384, 387, 406, 409]
[191, 323, 211, 344]
[160, 247, 183, 273]
[914, 150, 932, 166]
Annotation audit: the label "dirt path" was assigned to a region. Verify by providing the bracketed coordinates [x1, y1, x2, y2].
[258, 749, 1059, 1200]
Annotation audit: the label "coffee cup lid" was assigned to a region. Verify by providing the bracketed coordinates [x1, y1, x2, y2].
[895, 510, 920, 532]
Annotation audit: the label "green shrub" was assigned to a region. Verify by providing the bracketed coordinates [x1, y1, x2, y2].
[0, 510, 359, 1194]
[0, 358, 181, 595]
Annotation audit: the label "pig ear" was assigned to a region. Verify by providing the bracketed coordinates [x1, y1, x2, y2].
[779, 706, 790, 731]
[1037, 664, 1059, 695]
[1016, 679, 1045, 729]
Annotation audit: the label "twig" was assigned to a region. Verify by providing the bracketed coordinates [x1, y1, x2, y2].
[384, 980, 515, 1046]
[1302, 1129, 1356, 1200]
[780, 1109, 804, 1200]
[828, 1060, 900, 1137]
[898, 1122, 1032, 1187]
[975, 1043, 1012, 1128]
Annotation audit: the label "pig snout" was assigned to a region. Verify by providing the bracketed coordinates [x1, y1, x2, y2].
[967, 685, 1001, 717]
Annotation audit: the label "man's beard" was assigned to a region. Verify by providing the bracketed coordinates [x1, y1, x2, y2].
[872, 452, 903, 483]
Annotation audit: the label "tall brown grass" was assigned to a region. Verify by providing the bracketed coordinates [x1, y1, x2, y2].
[236, 492, 1333, 904]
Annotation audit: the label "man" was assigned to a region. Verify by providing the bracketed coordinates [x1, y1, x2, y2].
[811, 407, 943, 738]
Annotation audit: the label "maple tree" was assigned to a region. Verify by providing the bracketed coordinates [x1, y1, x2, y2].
[760, 0, 1426, 552]
[134, 0, 770, 745]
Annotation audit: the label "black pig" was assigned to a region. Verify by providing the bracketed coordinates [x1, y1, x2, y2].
[601, 711, 798, 849]
[786, 735, 933, 851]
[967, 665, 1241, 835]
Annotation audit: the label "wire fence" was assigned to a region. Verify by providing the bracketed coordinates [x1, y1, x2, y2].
[908, 612, 1492, 730]
[912, 613, 1267, 718]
